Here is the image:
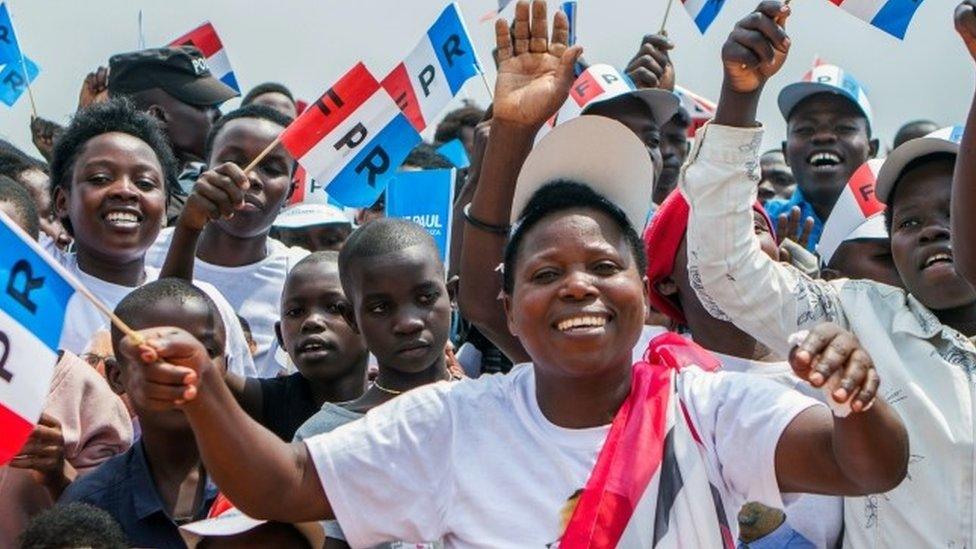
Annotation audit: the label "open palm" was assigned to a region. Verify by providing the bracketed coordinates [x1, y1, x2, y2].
[492, 1, 582, 129]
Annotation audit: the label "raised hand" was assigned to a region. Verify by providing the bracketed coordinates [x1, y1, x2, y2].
[78, 66, 110, 111]
[180, 162, 250, 231]
[118, 327, 214, 410]
[790, 323, 879, 413]
[625, 34, 675, 91]
[29, 116, 63, 162]
[956, 1, 976, 61]
[493, 0, 583, 129]
[722, 1, 791, 94]
[776, 206, 815, 248]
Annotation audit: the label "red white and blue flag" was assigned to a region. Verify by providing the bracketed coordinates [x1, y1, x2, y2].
[169, 22, 241, 93]
[559, 333, 734, 548]
[674, 85, 716, 138]
[382, 3, 482, 132]
[0, 212, 79, 465]
[682, 0, 727, 33]
[828, 0, 926, 39]
[281, 63, 421, 208]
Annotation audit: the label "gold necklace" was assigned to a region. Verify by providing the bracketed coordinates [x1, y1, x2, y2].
[372, 381, 403, 395]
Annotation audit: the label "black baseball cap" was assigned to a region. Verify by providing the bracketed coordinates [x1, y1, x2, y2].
[108, 46, 238, 107]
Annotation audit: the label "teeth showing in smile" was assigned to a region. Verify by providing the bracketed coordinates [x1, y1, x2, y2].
[104, 211, 139, 227]
[808, 152, 841, 166]
[924, 252, 953, 268]
[557, 316, 608, 332]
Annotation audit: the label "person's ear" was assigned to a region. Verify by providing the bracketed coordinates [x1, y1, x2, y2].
[502, 293, 517, 337]
[146, 104, 168, 126]
[286, 172, 298, 200]
[274, 321, 284, 348]
[655, 275, 678, 298]
[104, 357, 126, 396]
[868, 138, 881, 159]
[52, 185, 69, 221]
[446, 275, 460, 306]
[781, 141, 790, 167]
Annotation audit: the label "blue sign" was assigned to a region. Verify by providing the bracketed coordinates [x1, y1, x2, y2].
[385, 169, 456, 267]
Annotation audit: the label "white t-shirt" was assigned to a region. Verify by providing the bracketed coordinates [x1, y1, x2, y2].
[49, 247, 255, 377]
[146, 228, 309, 378]
[305, 362, 819, 548]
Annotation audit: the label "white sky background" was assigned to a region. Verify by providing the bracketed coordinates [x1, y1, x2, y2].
[0, 0, 972, 156]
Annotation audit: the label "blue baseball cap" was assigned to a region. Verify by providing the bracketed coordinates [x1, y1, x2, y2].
[778, 64, 874, 128]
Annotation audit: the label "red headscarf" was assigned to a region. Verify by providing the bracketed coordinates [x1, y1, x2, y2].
[643, 191, 774, 325]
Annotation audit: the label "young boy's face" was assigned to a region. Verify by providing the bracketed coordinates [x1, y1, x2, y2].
[889, 156, 976, 310]
[111, 297, 226, 432]
[346, 244, 451, 374]
[208, 117, 294, 239]
[826, 238, 903, 289]
[277, 262, 367, 381]
[275, 223, 352, 252]
[785, 94, 874, 208]
[55, 132, 167, 263]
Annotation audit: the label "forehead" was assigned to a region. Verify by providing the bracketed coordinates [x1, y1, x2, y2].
[789, 94, 864, 123]
[518, 208, 628, 260]
[130, 296, 224, 346]
[586, 97, 660, 135]
[284, 262, 343, 298]
[760, 151, 786, 165]
[891, 157, 954, 211]
[252, 92, 294, 106]
[76, 132, 162, 171]
[212, 118, 287, 152]
[347, 244, 443, 296]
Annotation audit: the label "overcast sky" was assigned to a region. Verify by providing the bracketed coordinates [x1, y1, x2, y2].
[1, 0, 972, 156]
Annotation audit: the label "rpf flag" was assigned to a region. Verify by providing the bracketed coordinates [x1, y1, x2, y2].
[281, 63, 422, 208]
[385, 169, 456, 267]
[556, 64, 636, 125]
[382, 3, 482, 132]
[0, 2, 39, 107]
[0, 212, 78, 464]
[682, 0, 727, 33]
[562, 1, 579, 46]
[829, 0, 926, 39]
[169, 22, 240, 93]
[436, 138, 470, 169]
[674, 85, 716, 138]
[818, 158, 886, 265]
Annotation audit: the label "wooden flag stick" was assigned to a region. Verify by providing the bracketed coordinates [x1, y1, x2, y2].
[242, 134, 284, 173]
[659, 0, 676, 35]
[74, 279, 144, 344]
[479, 70, 494, 101]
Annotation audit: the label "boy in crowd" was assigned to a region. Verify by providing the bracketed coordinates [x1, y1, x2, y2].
[894, 119, 940, 148]
[0, 140, 66, 245]
[682, 2, 976, 545]
[766, 62, 879, 250]
[224, 252, 370, 441]
[758, 149, 795, 203]
[149, 104, 309, 377]
[271, 203, 353, 252]
[654, 108, 691, 205]
[60, 279, 227, 549]
[241, 82, 299, 118]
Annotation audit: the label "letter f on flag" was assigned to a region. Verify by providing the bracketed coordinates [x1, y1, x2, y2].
[0, 2, 39, 107]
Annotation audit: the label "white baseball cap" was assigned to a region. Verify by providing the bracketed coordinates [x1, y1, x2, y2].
[778, 64, 874, 128]
[876, 125, 963, 204]
[272, 203, 353, 230]
[511, 115, 655, 232]
[179, 506, 324, 548]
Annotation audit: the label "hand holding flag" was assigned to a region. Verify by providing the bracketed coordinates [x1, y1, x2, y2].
[957, 0, 976, 60]
[624, 33, 675, 91]
[721, 1, 792, 95]
[493, 0, 583, 130]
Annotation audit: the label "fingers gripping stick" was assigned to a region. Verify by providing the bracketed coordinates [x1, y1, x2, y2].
[789, 330, 853, 417]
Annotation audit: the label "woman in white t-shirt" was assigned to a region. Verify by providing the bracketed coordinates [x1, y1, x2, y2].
[47, 98, 254, 376]
[116, 110, 909, 547]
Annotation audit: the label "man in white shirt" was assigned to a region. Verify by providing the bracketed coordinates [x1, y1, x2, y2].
[682, 2, 976, 546]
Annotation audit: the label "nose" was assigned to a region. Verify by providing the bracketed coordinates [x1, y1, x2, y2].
[108, 177, 139, 200]
[919, 221, 950, 244]
[558, 270, 598, 301]
[811, 126, 837, 144]
[300, 312, 328, 334]
[392, 309, 424, 336]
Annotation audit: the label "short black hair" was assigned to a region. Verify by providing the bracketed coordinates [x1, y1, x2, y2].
[49, 98, 178, 235]
[338, 217, 440, 294]
[293, 250, 340, 271]
[204, 104, 294, 164]
[0, 174, 39, 239]
[666, 106, 691, 129]
[884, 152, 957, 232]
[0, 138, 48, 179]
[503, 181, 647, 294]
[242, 82, 295, 106]
[236, 314, 253, 340]
[434, 102, 485, 144]
[894, 119, 940, 149]
[111, 278, 225, 358]
[19, 502, 127, 549]
[403, 143, 454, 170]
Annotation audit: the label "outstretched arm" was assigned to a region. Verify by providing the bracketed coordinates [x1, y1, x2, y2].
[775, 323, 908, 495]
[118, 327, 332, 522]
[952, 1, 976, 284]
[458, 0, 581, 362]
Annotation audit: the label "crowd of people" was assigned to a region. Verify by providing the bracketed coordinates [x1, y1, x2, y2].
[2, 0, 976, 547]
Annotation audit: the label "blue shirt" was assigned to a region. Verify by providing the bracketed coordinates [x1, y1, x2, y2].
[737, 520, 817, 549]
[59, 439, 217, 549]
[764, 188, 824, 252]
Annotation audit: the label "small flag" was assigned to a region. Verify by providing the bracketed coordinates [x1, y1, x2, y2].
[382, 3, 482, 132]
[281, 62, 421, 208]
[0, 212, 82, 464]
[385, 169, 456, 267]
[561, 1, 579, 46]
[673, 85, 716, 138]
[818, 158, 886, 265]
[436, 138, 470, 169]
[681, 0, 727, 33]
[169, 22, 241, 93]
[0, 2, 39, 107]
[557, 64, 636, 125]
[828, 0, 925, 39]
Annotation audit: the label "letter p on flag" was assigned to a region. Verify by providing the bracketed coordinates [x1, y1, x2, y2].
[280, 63, 421, 208]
